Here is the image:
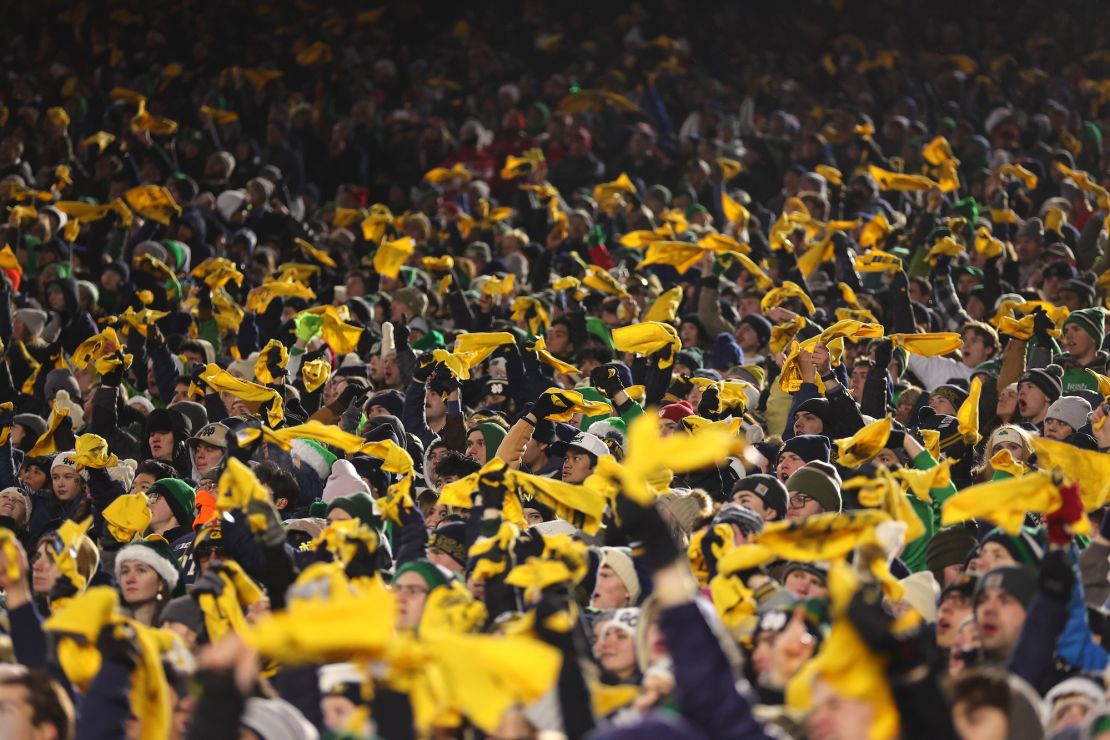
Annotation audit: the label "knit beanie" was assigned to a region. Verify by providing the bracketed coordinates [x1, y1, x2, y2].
[975, 565, 1037, 609]
[0, 486, 32, 526]
[115, 538, 184, 595]
[659, 402, 695, 425]
[325, 491, 378, 527]
[394, 559, 452, 591]
[656, 489, 713, 537]
[732, 474, 789, 520]
[159, 595, 205, 634]
[980, 526, 1045, 570]
[473, 422, 507, 458]
[52, 451, 78, 472]
[739, 314, 773, 347]
[785, 462, 841, 513]
[709, 332, 744, 371]
[794, 397, 832, 430]
[1018, 364, 1063, 403]
[322, 460, 371, 503]
[1063, 307, 1106, 345]
[147, 478, 196, 528]
[45, 370, 81, 402]
[427, 522, 468, 568]
[931, 384, 969, 410]
[291, 439, 338, 480]
[14, 308, 47, 338]
[598, 547, 641, 605]
[712, 503, 765, 537]
[899, 571, 941, 622]
[925, 526, 978, 574]
[780, 434, 831, 464]
[366, 390, 405, 419]
[348, 456, 391, 497]
[1045, 395, 1092, 432]
[13, 414, 47, 443]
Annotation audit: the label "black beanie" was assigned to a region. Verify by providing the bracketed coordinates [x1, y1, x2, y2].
[1018, 364, 1064, 403]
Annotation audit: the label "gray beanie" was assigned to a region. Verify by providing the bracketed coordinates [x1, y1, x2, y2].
[13, 414, 47, 443]
[158, 595, 205, 635]
[14, 308, 47, 338]
[44, 369, 81, 401]
[785, 461, 842, 514]
[1045, 395, 1092, 432]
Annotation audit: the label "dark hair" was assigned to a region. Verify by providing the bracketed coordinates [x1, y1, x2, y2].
[254, 460, 300, 513]
[944, 667, 1010, 714]
[179, 340, 207, 359]
[908, 276, 932, 300]
[435, 450, 481, 481]
[0, 670, 75, 740]
[578, 346, 614, 366]
[135, 460, 177, 482]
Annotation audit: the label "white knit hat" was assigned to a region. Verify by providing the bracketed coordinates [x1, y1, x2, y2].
[899, 571, 940, 623]
[115, 541, 181, 591]
[598, 547, 641, 605]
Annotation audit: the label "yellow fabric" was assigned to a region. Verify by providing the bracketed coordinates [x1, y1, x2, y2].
[922, 136, 955, 166]
[582, 266, 629, 297]
[500, 149, 546, 179]
[754, 510, 893, 562]
[761, 281, 816, 316]
[888, 332, 963, 356]
[925, 235, 965, 265]
[724, 252, 774, 291]
[54, 199, 133, 227]
[957, 376, 983, 445]
[81, 131, 116, 154]
[200, 105, 238, 125]
[255, 420, 376, 456]
[721, 190, 750, 224]
[834, 417, 892, 467]
[858, 211, 892, 248]
[197, 560, 264, 643]
[892, 459, 950, 503]
[796, 240, 834, 279]
[45, 587, 174, 740]
[0, 245, 20, 274]
[535, 388, 612, 422]
[216, 458, 276, 534]
[294, 237, 337, 268]
[1045, 206, 1068, 234]
[990, 208, 1019, 225]
[123, 185, 181, 225]
[618, 230, 658, 248]
[717, 157, 744, 181]
[920, 429, 941, 461]
[424, 163, 472, 184]
[997, 315, 1034, 340]
[642, 286, 684, 323]
[28, 405, 70, 457]
[854, 248, 903, 273]
[779, 321, 883, 393]
[374, 236, 415, 278]
[990, 449, 1029, 478]
[418, 581, 487, 636]
[482, 274, 515, 297]
[253, 339, 289, 386]
[843, 466, 925, 542]
[301, 358, 330, 392]
[74, 433, 118, 470]
[383, 633, 559, 734]
[592, 172, 637, 204]
[526, 336, 580, 375]
[585, 413, 740, 508]
[990, 299, 1069, 330]
[786, 561, 901, 740]
[440, 458, 606, 535]
[1032, 436, 1110, 512]
[423, 256, 455, 273]
[769, 317, 806, 355]
[191, 257, 244, 290]
[998, 163, 1038, 190]
[103, 493, 151, 544]
[943, 470, 1089, 535]
[510, 296, 551, 335]
[867, 164, 938, 191]
[245, 278, 316, 313]
[71, 326, 123, 369]
[611, 322, 681, 368]
[200, 363, 284, 426]
[697, 232, 751, 255]
[816, 164, 843, 187]
[637, 241, 708, 274]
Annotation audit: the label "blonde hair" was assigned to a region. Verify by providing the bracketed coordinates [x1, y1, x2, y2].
[986, 424, 1035, 460]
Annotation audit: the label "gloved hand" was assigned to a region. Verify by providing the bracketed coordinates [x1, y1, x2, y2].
[392, 320, 410, 352]
[614, 489, 679, 573]
[932, 253, 952, 276]
[1045, 480, 1083, 546]
[831, 230, 852, 253]
[49, 574, 79, 603]
[1039, 548, 1076, 604]
[698, 386, 721, 419]
[531, 389, 572, 420]
[590, 363, 626, 398]
[668, 374, 694, 400]
[886, 420, 906, 450]
[428, 365, 460, 396]
[872, 339, 894, 370]
[344, 532, 380, 580]
[100, 351, 127, 387]
[145, 324, 165, 351]
[264, 344, 287, 381]
[648, 343, 675, 369]
[294, 313, 323, 343]
[97, 623, 139, 670]
[336, 381, 367, 409]
[189, 569, 227, 598]
[532, 587, 575, 652]
[847, 582, 930, 677]
[413, 354, 438, 384]
[1032, 308, 1056, 345]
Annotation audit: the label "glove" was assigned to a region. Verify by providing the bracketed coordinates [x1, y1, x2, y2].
[1039, 548, 1075, 604]
[189, 569, 227, 598]
[428, 365, 460, 396]
[668, 374, 694, 400]
[345, 534, 381, 580]
[294, 313, 323, 343]
[100, 351, 127, 387]
[886, 421, 906, 450]
[531, 588, 575, 652]
[872, 339, 894, 370]
[336, 381, 366, 409]
[847, 583, 929, 677]
[393, 320, 410, 352]
[932, 253, 952, 275]
[145, 324, 165, 351]
[413, 353, 438, 383]
[648, 343, 675, 370]
[265, 344, 287, 381]
[890, 268, 909, 296]
[49, 574, 79, 602]
[531, 389, 570, 420]
[831, 231, 852, 253]
[614, 490, 679, 573]
[97, 623, 139, 670]
[698, 386, 721, 419]
[1032, 308, 1056, 345]
[1045, 481, 1084, 546]
[590, 363, 626, 398]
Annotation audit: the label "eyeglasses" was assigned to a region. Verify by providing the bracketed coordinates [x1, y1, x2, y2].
[147, 492, 162, 503]
[394, 583, 430, 597]
[788, 493, 814, 509]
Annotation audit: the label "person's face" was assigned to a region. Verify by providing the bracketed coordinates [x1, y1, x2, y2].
[784, 569, 827, 599]
[522, 437, 546, 469]
[130, 472, 157, 496]
[1051, 700, 1094, 732]
[149, 430, 175, 460]
[1015, 235, 1041, 264]
[936, 592, 972, 649]
[148, 490, 176, 529]
[1043, 417, 1075, 441]
[19, 464, 47, 491]
[172, 383, 190, 404]
[751, 631, 778, 677]
[996, 388, 1018, 418]
[873, 449, 901, 468]
[0, 683, 56, 740]
[425, 503, 449, 530]
[850, 365, 868, 403]
[793, 411, 824, 436]
[679, 322, 699, 348]
[545, 324, 572, 357]
[31, 542, 60, 595]
[0, 489, 27, 525]
[953, 701, 1008, 740]
[52, 466, 82, 502]
[522, 507, 545, 527]
[383, 356, 401, 387]
[1017, 381, 1049, 421]
[427, 546, 462, 574]
[326, 507, 353, 524]
[164, 620, 198, 652]
[595, 625, 637, 679]
[736, 323, 760, 352]
[322, 696, 358, 733]
[465, 431, 487, 464]
[119, 559, 162, 604]
[192, 443, 224, 476]
[942, 564, 965, 586]
[590, 565, 631, 609]
[975, 542, 1016, 572]
[659, 418, 680, 437]
[394, 571, 430, 630]
[182, 350, 204, 366]
[732, 492, 775, 521]
[561, 449, 594, 484]
[1064, 322, 1095, 359]
[975, 588, 1027, 655]
[323, 377, 347, 406]
[47, 288, 66, 311]
[961, 329, 992, 367]
[1059, 290, 1084, 312]
[930, 394, 958, 416]
[807, 678, 875, 740]
[424, 391, 446, 420]
[787, 491, 825, 520]
[776, 451, 805, 482]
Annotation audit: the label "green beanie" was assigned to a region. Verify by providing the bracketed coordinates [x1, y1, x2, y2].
[1063, 307, 1106, 345]
[394, 559, 451, 591]
[326, 492, 379, 528]
[148, 478, 196, 527]
[473, 422, 507, 459]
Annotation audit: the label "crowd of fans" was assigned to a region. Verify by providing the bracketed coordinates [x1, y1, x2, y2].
[2, 0, 1110, 738]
